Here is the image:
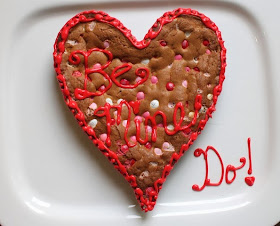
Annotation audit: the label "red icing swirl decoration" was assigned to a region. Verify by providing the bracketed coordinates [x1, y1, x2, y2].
[53, 8, 227, 212]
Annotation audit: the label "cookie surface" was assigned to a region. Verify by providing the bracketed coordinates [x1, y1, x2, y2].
[53, 8, 226, 212]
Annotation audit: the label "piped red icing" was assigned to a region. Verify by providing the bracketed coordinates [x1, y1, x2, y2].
[53, 8, 227, 212]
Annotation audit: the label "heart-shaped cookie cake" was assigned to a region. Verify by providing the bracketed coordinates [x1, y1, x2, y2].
[53, 8, 226, 211]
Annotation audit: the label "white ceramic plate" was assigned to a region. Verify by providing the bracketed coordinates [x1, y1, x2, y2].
[0, 0, 280, 225]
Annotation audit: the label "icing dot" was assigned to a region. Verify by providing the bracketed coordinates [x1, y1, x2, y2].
[194, 67, 200, 72]
[89, 119, 97, 128]
[207, 93, 213, 100]
[168, 102, 175, 108]
[206, 49, 211, 54]
[120, 79, 129, 85]
[150, 100, 159, 109]
[145, 142, 152, 149]
[166, 82, 175, 91]
[130, 136, 136, 142]
[185, 31, 191, 37]
[204, 73, 210, 77]
[167, 124, 174, 131]
[160, 40, 167, 46]
[154, 148, 162, 155]
[135, 116, 142, 122]
[93, 63, 101, 70]
[182, 80, 188, 88]
[100, 133, 107, 142]
[141, 59, 150, 65]
[185, 67, 190, 72]
[89, 102, 97, 110]
[122, 120, 128, 127]
[117, 99, 123, 104]
[106, 98, 113, 105]
[182, 40, 189, 49]
[72, 71, 82, 77]
[143, 111, 150, 118]
[151, 76, 158, 84]
[175, 54, 183, 60]
[99, 85, 106, 91]
[104, 40, 109, 48]
[188, 112, 195, 118]
[136, 91, 145, 100]
[203, 40, 210, 46]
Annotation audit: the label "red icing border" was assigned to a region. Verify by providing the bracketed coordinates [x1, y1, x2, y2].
[53, 8, 227, 212]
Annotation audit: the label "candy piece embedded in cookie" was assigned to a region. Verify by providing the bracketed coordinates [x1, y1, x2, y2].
[53, 8, 226, 212]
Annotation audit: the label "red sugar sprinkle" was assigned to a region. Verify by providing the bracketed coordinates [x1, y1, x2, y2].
[182, 40, 189, 49]
[145, 142, 152, 149]
[203, 40, 209, 46]
[166, 82, 175, 91]
[194, 67, 200, 72]
[159, 40, 167, 46]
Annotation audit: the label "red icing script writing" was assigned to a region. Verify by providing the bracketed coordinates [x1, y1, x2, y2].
[68, 48, 149, 100]
[93, 95, 202, 148]
[192, 138, 255, 191]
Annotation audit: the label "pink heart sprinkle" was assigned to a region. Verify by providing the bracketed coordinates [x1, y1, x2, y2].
[206, 49, 211, 54]
[134, 116, 142, 122]
[182, 80, 188, 88]
[185, 67, 190, 72]
[130, 136, 137, 142]
[143, 111, 150, 118]
[89, 102, 97, 110]
[175, 54, 183, 60]
[93, 63, 101, 69]
[100, 133, 107, 142]
[154, 148, 162, 155]
[137, 91, 145, 100]
[162, 142, 170, 149]
[151, 76, 158, 84]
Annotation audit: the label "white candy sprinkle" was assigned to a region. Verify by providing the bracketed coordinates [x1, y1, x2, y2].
[88, 22, 96, 31]
[197, 89, 203, 94]
[117, 99, 123, 104]
[89, 119, 97, 128]
[204, 73, 210, 77]
[193, 57, 198, 63]
[168, 102, 175, 108]
[141, 59, 150, 65]
[66, 40, 77, 46]
[185, 31, 192, 37]
[139, 171, 149, 180]
[106, 98, 113, 105]
[150, 100, 159, 109]
[150, 162, 158, 167]
[167, 124, 174, 131]
[188, 112, 195, 118]
[207, 94, 213, 100]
